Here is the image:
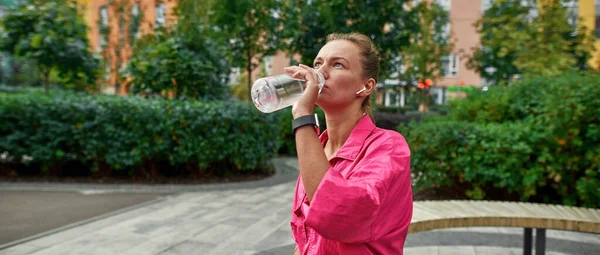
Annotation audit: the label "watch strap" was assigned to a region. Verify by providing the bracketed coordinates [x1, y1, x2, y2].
[292, 114, 319, 135]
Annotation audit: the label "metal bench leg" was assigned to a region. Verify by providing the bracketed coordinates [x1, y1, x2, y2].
[535, 229, 546, 255]
[524, 228, 532, 255]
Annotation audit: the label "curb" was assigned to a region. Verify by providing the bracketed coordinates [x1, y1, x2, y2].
[0, 157, 299, 194]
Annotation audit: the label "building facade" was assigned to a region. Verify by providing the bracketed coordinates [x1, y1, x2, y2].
[78, 0, 599, 99]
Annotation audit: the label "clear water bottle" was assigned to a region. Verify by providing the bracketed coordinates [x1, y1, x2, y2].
[251, 70, 325, 113]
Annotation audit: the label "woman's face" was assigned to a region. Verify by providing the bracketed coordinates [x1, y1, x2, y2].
[313, 40, 367, 110]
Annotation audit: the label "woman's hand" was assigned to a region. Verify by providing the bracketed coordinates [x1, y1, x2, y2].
[284, 64, 321, 119]
[293, 246, 301, 255]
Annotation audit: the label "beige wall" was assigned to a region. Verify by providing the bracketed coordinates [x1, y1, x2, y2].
[437, 0, 483, 87]
[580, 0, 600, 70]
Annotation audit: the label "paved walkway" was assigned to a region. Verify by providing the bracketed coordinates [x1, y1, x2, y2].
[1, 157, 599, 255]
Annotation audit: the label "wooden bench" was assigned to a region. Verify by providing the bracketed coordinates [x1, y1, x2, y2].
[410, 200, 600, 255]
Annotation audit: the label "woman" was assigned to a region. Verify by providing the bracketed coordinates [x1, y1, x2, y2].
[285, 32, 413, 255]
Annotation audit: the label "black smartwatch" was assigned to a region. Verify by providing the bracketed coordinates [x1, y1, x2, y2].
[292, 114, 320, 135]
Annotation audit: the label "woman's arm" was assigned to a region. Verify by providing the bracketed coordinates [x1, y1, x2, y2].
[286, 64, 330, 202]
[294, 125, 330, 201]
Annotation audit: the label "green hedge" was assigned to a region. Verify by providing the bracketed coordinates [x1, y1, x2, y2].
[400, 72, 600, 208]
[0, 91, 282, 177]
[277, 107, 327, 156]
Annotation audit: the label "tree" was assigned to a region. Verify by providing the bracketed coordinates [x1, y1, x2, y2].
[465, 0, 530, 85]
[401, 1, 454, 112]
[97, 0, 144, 95]
[196, 0, 285, 101]
[466, 0, 596, 85]
[124, 1, 232, 101]
[0, 0, 99, 94]
[284, 0, 419, 79]
[125, 28, 230, 100]
[515, 0, 595, 77]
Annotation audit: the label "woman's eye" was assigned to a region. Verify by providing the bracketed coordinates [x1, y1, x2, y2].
[314, 63, 322, 68]
[334, 63, 343, 68]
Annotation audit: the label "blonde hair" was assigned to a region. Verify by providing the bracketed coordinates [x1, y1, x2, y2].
[326, 33, 379, 119]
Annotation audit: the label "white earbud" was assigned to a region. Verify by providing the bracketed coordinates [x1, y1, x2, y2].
[355, 87, 367, 95]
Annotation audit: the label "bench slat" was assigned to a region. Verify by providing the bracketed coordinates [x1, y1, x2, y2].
[410, 200, 600, 234]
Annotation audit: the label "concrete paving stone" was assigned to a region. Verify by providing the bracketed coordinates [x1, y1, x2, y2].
[270, 192, 294, 204]
[252, 228, 295, 252]
[30, 233, 148, 255]
[252, 244, 295, 255]
[248, 198, 290, 215]
[404, 246, 440, 255]
[545, 229, 600, 243]
[122, 225, 206, 254]
[3, 158, 600, 255]
[0, 243, 43, 255]
[437, 245, 477, 255]
[278, 221, 292, 232]
[191, 224, 240, 245]
[244, 189, 279, 204]
[474, 246, 520, 255]
[230, 209, 289, 247]
[196, 204, 247, 223]
[451, 227, 600, 244]
[155, 240, 215, 255]
[223, 215, 264, 230]
[12, 198, 164, 250]
[204, 209, 290, 254]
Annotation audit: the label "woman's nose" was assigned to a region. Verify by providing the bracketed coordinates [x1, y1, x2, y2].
[316, 65, 329, 79]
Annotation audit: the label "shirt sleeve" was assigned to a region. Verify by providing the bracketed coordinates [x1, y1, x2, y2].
[303, 157, 395, 243]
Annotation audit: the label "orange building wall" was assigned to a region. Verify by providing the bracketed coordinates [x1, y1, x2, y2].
[80, 0, 177, 95]
[78, 0, 596, 96]
[437, 0, 483, 87]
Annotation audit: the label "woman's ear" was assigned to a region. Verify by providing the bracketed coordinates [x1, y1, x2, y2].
[362, 78, 376, 96]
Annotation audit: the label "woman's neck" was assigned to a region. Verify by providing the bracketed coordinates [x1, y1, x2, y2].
[324, 107, 365, 154]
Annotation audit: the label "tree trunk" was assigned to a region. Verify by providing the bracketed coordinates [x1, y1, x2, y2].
[246, 50, 253, 102]
[172, 78, 179, 99]
[114, 55, 121, 95]
[43, 69, 50, 95]
[419, 90, 430, 112]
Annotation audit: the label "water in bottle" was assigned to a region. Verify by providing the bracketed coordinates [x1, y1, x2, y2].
[251, 70, 325, 113]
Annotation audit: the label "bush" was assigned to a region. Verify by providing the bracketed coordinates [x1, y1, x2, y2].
[401, 72, 600, 208]
[401, 120, 548, 200]
[0, 90, 281, 177]
[277, 107, 327, 156]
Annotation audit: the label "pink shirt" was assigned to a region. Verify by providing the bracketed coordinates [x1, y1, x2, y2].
[291, 116, 413, 255]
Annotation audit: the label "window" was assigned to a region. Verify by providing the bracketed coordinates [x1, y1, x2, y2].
[155, 3, 166, 28]
[596, 0, 600, 38]
[99, 6, 109, 49]
[562, 0, 578, 29]
[522, 0, 538, 22]
[263, 56, 273, 76]
[482, 0, 493, 13]
[435, 0, 451, 10]
[435, 0, 451, 39]
[228, 67, 241, 85]
[130, 5, 141, 41]
[441, 54, 459, 77]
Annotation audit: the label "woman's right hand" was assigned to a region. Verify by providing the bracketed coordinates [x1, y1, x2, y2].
[294, 248, 301, 255]
[284, 64, 321, 119]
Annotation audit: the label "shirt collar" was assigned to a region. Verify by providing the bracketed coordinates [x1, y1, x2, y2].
[319, 115, 376, 161]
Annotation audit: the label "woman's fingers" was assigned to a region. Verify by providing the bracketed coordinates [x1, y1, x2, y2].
[285, 64, 319, 91]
